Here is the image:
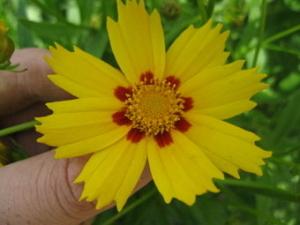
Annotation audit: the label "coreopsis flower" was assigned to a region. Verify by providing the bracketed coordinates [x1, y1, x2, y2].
[36, 0, 271, 211]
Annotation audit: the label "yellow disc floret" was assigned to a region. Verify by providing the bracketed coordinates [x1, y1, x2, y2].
[125, 78, 184, 135]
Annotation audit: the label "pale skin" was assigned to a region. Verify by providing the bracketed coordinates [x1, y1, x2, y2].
[0, 48, 151, 225]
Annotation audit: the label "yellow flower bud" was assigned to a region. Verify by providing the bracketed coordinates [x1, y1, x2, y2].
[0, 21, 15, 63]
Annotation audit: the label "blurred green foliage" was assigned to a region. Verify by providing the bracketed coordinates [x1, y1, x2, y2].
[0, 0, 299, 224]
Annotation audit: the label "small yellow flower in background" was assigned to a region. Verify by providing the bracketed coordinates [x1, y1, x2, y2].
[36, 0, 272, 211]
[0, 20, 14, 63]
[0, 21, 8, 32]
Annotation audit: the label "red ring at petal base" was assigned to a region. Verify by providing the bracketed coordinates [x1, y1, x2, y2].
[114, 86, 132, 102]
[154, 131, 173, 148]
[166, 76, 180, 90]
[140, 71, 154, 84]
[127, 128, 145, 143]
[175, 117, 191, 133]
[182, 97, 193, 111]
[112, 110, 132, 126]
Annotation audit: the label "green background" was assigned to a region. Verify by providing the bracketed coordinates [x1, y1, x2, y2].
[1, 0, 299, 224]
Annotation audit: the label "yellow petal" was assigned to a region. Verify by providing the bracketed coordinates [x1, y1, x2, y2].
[189, 114, 260, 143]
[77, 138, 147, 211]
[36, 111, 114, 129]
[36, 122, 117, 146]
[79, 139, 131, 201]
[115, 140, 147, 211]
[196, 100, 257, 120]
[148, 132, 223, 206]
[48, 75, 102, 98]
[166, 20, 229, 81]
[36, 109, 124, 146]
[75, 149, 109, 184]
[107, 0, 165, 83]
[52, 126, 129, 158]
[46, 44, 128, 96]
[46, 97, 121, 113]
[179, 60, 245, 92]
[147, 138, 174, 203]
[182, 68, 268, 119]
[159, 145, 197, 205]
[94, 144, 134, 209]
[186, 114, 272, 177]
[172, 131, 224, 191]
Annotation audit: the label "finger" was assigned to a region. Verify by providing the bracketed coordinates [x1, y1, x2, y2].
[0, 151, 151, 225]
[0, 48, 71, 117]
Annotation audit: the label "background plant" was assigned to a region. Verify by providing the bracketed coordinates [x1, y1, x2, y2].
[0, 0, 299, 224]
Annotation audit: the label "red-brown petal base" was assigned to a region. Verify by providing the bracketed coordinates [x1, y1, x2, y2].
[112, 110, 132, 125]
[166, 75, 180, 90]
[114, 86, 132, 102]
[127, 128, 145, 143]
[175, 117, 191, 133]
[154, 131, 173, 148]
[140, 71, 154, 84]
[182, 97, 193, 111]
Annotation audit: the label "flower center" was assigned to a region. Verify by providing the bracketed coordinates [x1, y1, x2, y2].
[125, 79, 184, 135]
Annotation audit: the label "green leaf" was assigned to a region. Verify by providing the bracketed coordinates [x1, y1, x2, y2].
[18, 19, 89, 46]
[264, 43, 300, 58]
[28, 0, 65, 21]
[216, 179, 300, 202]
[16, 0, 34, 47]
[264, 23, 300, 44]
[270, 89, 300, 146]
[76, 0, 95, 23]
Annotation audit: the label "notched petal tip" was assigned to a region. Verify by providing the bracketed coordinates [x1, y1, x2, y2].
[74, 174, 84, 184]
[150, 8, 160, 17]
[44, 102, 55, 112]
[48, 45, 56, 53]
[54, 149, 66, 159]
[36, 136, 44, 144]
[34, 125, 43, 134]
[221, 30, 230, 42]
[34, 116, 47, 124]
[183, 195, 196, 206]
[205, 18, 213, 27]
[255, 168, 263, 176]
[79, 192, 88, 201]
[264, 150, 272, 158]
[116, 200, 125, 212]
[231, 170, 241, 179]
[106, 16, 117, 31]
[164, 196, 173, 204]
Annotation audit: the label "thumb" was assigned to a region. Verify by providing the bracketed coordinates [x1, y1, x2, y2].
[0, 151, 150, 225]
[0, 151, 98, 225]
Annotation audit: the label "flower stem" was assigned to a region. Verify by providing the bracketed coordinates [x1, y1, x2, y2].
[101, 189, 156, 225]
[0, 120, 39, 137]
[252, 0, 268, 67]
[263, 24, 300, 44]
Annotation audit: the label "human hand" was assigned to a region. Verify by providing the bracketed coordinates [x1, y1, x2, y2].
[0, 48, 151, 225]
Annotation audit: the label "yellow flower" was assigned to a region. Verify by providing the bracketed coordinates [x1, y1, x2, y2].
[0, 20, 14, 63]
[36, 0, 271, 211]
[0, 21, 8, 33]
